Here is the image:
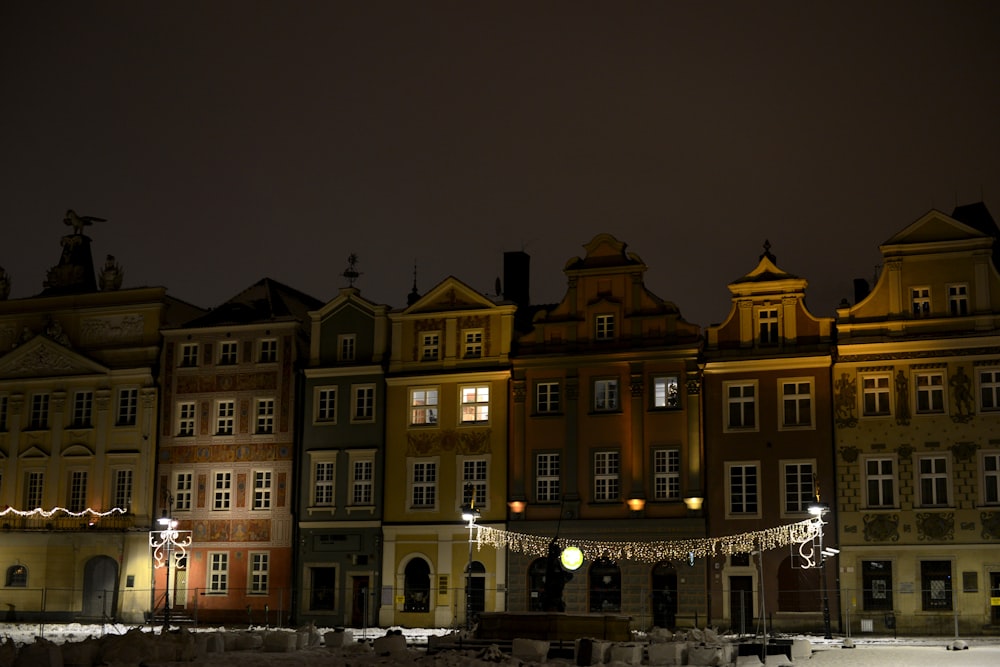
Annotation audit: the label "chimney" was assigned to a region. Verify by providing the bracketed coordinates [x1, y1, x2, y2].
[503, 251, 530, 309]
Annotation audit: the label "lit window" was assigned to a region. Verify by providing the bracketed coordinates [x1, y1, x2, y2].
[256, 398, 275, 434]
[536, 453, 560, 502]
[948, 285, 969, 316]
[653, 449, 680, 501]
[781, 380, 812, 427]
[69, 470, 88, 512]
[73, 390, 93, 427]
[253, 471, 272, 509]
[411, 460, 437, 508]
[219, 341, 239, 365]
[213, 472, 232, 510]
[117, 388, 138, 426]
[652, 376, 680, 409]
[179, 343, 199, 367]
[911, 287, 931, 317]
[594, 379, 619, 412]
[313, 461, 335, 507]
[726, 382, 756, 430]
[174, 472, 193, 511]
[462, 458, 488, 507]
[783, 462, 814, 514]
[421, 333, 440, 361]
[594, 451, 619, 501]
[316, 387, 337, 423]
[865, 458, 895, 508]
[758, 308, 779, 345]
[982, 452, 1000, 506]
[536, 382, 560, 414]
[915, 373, 945, 414]
[30, 393, 50, 429]
[595, 314, 615, 341]
[461, 385, 490, 423]
[208, 552, 228, 594]
[463, 330, 483, 358]
[5, 565, 27, 588]
[258, 339, 277, 363]
[338, 334, 356, 362]
[918, 456, 949, 507]
[410, 388, 438, 425]
[249, 552, 269, 594]
[113, 469, 133, 509]
[177, 402, 196, 437]
[862, 375, 891, 416]
[352, 385, 375, 422]
[216, 400, 235, 435]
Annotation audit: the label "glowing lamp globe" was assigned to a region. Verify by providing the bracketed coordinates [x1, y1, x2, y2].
[560, 545, 584, 571]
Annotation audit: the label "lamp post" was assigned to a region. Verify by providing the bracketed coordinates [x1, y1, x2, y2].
[808, 501, 833, 639]
[460, 495, 480, 631]
[150, 497, 192, 631]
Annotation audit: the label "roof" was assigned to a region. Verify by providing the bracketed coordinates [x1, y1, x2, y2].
[183, 278, 323, 328]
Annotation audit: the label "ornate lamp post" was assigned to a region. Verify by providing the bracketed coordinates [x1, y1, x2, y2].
[150, 498, 192, 631]
[808, 501, 834, 639]
[460, 494, 480, 631]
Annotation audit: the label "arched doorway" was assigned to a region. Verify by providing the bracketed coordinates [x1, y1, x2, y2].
[527, 558, 547, 611]
[651, 561, 678, 628]
[588, 558, 621, 613]
[777, 554, 821, 612]
[83, 556, 119, 620]
[403, 557, 431, 612]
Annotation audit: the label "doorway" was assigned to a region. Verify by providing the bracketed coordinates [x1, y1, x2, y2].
[82, 556, 119, 620]
[729, 575, 754, 635]
[651, 561, 678, 629]
[992, 572, 1000, 625]
[351, 576, 369, 626]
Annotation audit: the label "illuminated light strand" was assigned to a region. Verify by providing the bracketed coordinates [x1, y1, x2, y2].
[0, 507, 127, 519]
[475, 519, 820, 564]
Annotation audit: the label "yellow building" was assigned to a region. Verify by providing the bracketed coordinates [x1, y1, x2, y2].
[0, 220, 201, 622]
[834, 203, 1000, 634]
[379, 276, 515, 628]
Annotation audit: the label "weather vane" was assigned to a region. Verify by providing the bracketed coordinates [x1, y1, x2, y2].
[343, 253, 361, 287]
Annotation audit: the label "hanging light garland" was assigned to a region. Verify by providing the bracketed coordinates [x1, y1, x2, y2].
[0, 506, 127, 519]
[475, 518, 820, 564]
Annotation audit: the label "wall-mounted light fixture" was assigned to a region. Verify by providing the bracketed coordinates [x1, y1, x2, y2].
[683, 496, 704, 511]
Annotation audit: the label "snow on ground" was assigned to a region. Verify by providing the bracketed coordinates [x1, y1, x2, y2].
[1, 623, 1000, 665]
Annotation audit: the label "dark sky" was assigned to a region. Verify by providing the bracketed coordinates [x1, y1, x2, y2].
[2, 1, 998, 327]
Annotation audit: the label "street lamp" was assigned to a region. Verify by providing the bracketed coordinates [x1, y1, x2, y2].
[149, 498, 192, 631]
[461, 494, 481, 631]
[808, 501, 833, 639]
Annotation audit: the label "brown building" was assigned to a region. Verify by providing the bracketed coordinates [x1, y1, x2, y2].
[702, 243, 837, 634]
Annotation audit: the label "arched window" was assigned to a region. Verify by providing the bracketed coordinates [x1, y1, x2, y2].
[403, 557, 431, 613]
[651, 561, 678, 628]
[588, 558, 621, 613]
[6, 565, 27, 587]
[777, 554, 821, 612]
[527, 558, 547, 611]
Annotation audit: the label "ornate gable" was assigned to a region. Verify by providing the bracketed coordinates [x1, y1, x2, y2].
[404, 276, 497, 314]
[882, 210, 990, 247]
[0, 335, 108, 379]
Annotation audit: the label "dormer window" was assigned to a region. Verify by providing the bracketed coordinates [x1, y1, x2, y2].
[757, 308, 779, 345]
[338, 334, 356, 362]
[595, 314, 615, 341]
[912, 287, 931, 318]
[463, 330, 483, 358]
[421, 333, 440, 361]
[948, 284, 969, 316]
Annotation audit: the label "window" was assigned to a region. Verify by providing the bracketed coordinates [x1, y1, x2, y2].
[588, 559, 621, 612]
[316, 387, 337, 423]
[258, 339, 277, 363]
[116, 388, 138, 426]
[112, 469, 133, 509]
[781, 380, 812, 428]
[208, 552, 229, 594]
[948, 284, 969, 316]
[313, 461, 335, 507]
[215, 400, 235, 435]
[174, 472, 193, 511]
[256, 398, 275, 434]
[536, 453, 560, 502]
[179, 343, 199, 367]
[410, 388, 438, 425]
[352, 385, 375, 422]
[862, 375, 891, 416]
[213, 472, 232, 510]
[862, 560, 894, 611]
[403, 558, 431, 612]
[594, 379, 619, 412]
[25, 471, 44, 508]
[652, 376, 680, 409]
[5, 565, 27, 588]
[865, 458, 896, 508]
[219, 341, 238, 365]
[461, 385, 490, 423]
[918, 456, 949, 507]
[177, 402, 196, 437]
[411, 460, 437, 508]
[338, 334, 356, 362]
[463, 330, 483, 358]
[249, 552, 269, 594]
[983, 452, 1000, 505]
[911, 287, 931, 317]
[783, 462, 814, 514]
[728, 463, 759, 515]
[758, 307, 779, 345]
[979, 369, 1000, 411]
[725, 382, 756, 430]
[310, 567, 336, 611]
[920, 560, 952, 611]
[0, 395, 7, 431]
[536, 382, 560, 414]
[594, 451, 619, 501]
[653, 449, 680, 501]
[253, 471, 272, 509]
[29, 393, 49, 429]
[595, 314, 615, 341]
[351, 458, 373, 506]
[69, 470, 88, 512]
[462, 458, 488, 507]
[915, 372, 945, 414]
[72, 390, 93, 427]
[421, 333, 440, 361]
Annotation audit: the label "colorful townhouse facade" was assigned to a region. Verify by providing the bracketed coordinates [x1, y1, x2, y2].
[833, 204, 1000, 635]
[157, 278, 320, 625]
[702, 243, 838, 634]
[506, 234, 707, 630]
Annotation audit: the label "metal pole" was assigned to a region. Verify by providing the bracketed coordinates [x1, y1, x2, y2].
[466, 519, 474, 630]
[163, 537, 171, 631]
[819, 517, 832, 639]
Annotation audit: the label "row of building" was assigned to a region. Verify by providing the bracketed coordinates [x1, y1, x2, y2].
[0, 204, 998, 635]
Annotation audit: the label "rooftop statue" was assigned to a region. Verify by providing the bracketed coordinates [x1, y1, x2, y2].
[63, 209, 106, 235]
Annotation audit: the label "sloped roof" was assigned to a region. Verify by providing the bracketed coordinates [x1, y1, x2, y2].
[184, 278, 323, 328]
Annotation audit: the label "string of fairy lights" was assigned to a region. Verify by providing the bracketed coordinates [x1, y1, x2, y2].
[0, 506, 127, 519]
[474, 518, 821, 564]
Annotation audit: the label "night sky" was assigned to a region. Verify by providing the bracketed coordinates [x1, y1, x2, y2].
[2, 2, 998, 327]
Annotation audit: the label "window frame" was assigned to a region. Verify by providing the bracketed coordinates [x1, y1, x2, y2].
[463, 329, 484, 359]
[314, 386, 338, 424]
[911, 286, 931, 317]
[348, 450, 376, 508]
[255, 397, 275, 434]
[917, 455, 950, 507]
[177, 401, 196, 437]
[409, 387, 439, 426]
[408, 457, 439, 511]
[252, 470, 273, 510]
[948, 284, 969, 316]
[248, 551, 269, 594]
[920, 560, 953, 611]
[593, 378, 619, 412]
[863, 455, 897, 509]
[726, 461, 760, 518]
[212, 471, 233, 511]
[116, 387, 139, 426]
[861, 373, 892, 417]
[179, 343, 199, 368]
[173, 471, 194, 511]
[914, 371, 946, 415]
[459, 455, 489, 510]
[535, 381, 561, 414]
[215, 399, 235, 436]
[757, 307, 779, 345]
[651, 376, 681, 410]
[862, 560, 894, 611]
[535, 452, 561, 503]
[460, 385, 490, 424]
[338, 334, 356, 362]
[593, 450, 620, 502]
[72, 390, 94, 428]
[724, 380, 758, 432]
[781, 459, 815, 516]
[310, 452, 337, 509]
[652, 448, 680, 501]
[25, 470, 45, 508]
[982, 450, 1000, 506]
[978, 368, 1000, 412]
[218, 340, 239, 365]
[778, 378, 814, 430]
[257, 338, 278, 363]
[29, 392, 50, 429]
[207, 551, 229, 594]
[68, 469, 88, 512]
[420, 332, 440, 361]
[111, 467, 133, 509]
[595, 314, 616, 341]
[351, 384, 375, 423]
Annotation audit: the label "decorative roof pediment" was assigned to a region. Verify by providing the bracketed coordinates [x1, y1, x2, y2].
[564, 233, 645, 272]
[403, 276, 498, 314]
[728, 243, 807, 297]
[0, 335, 108, 379]
[312, 287, 386, 322]
[882, 210, 991, 247]
[62, 443, 95, 458]
[19, 445, 49, 460]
